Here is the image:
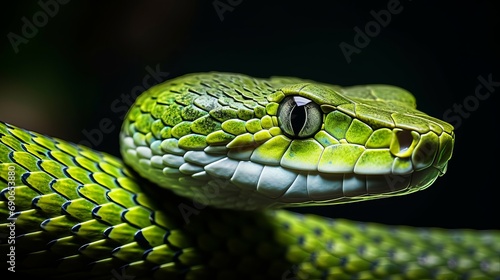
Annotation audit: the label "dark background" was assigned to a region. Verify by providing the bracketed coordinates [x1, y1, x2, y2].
[0, 1, 498, 229]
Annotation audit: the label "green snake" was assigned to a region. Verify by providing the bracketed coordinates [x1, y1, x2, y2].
[0, 72, 498, 279]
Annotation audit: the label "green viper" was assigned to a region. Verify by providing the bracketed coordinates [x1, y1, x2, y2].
[0, 72, 498, 279]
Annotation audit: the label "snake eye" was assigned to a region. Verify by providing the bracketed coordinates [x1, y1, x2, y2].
[277, 96, 322, 138]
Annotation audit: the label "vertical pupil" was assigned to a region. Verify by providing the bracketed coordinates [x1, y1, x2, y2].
[291, 104, 306, 135]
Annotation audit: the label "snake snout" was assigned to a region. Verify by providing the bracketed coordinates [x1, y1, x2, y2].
[389, 128, 454, 176]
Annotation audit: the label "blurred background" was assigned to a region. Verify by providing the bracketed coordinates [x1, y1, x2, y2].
[0, 1, 498, 229]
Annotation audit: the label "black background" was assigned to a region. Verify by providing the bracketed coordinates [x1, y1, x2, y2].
[0, 1, 498, 229]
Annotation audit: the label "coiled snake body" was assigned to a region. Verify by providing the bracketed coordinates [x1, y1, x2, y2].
[0, 73, 499, 279]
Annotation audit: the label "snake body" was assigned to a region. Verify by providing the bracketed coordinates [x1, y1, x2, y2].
[0, 73, 499, 279]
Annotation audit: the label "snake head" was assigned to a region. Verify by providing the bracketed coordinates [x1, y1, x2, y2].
[120, 73, 455, 210]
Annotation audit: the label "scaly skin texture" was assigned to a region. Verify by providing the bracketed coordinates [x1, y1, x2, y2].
[0, 73, 499, 279]
[120, 73, 454, 210]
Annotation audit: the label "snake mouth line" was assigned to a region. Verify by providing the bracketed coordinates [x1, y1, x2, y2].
[174, 152, 445, 208]
[120, 124, 453, 210]
[230, 162, 442, 206]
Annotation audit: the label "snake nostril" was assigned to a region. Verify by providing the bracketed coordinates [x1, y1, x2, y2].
[390, 129, 417, 158]
[397, 130, 413, 153]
